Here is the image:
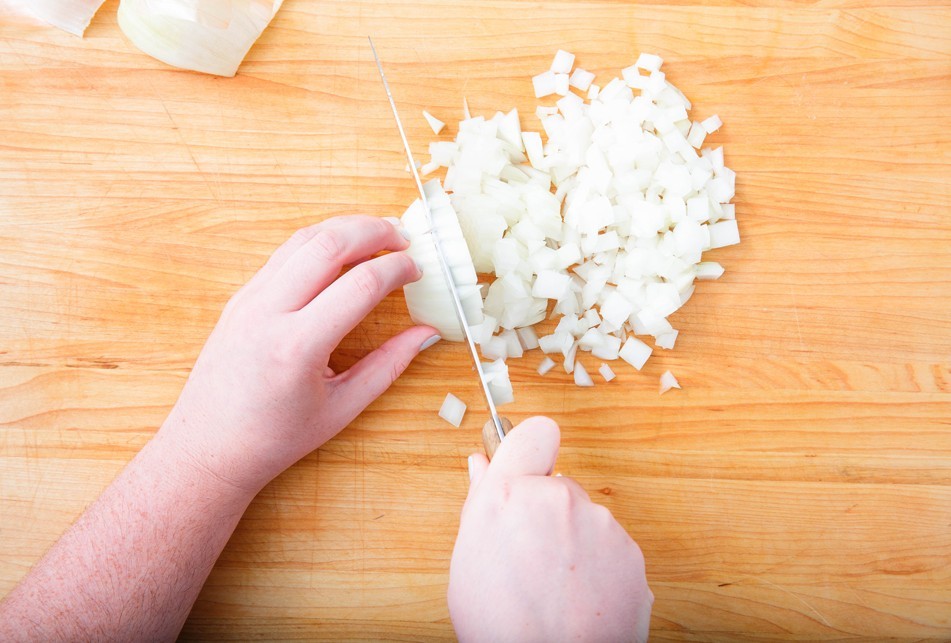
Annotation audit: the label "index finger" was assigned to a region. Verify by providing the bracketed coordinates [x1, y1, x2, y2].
[269, 215, 409, 311]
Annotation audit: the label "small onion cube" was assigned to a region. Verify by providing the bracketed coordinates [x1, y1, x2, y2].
[587, 84, 600, 100]
[551, 49, 576, 74]
[655, 330, 679, 350]
[533, 70, 558, 98]
[659, 370, 682, 395]
[554, 73, 571, 96]
[599, 363, 616, 382]
[516, 326, 540, 350]
[438, 393, 467, 427]
[635, 53, 663, 72]
[569, 68, 596, 92]
[696, 262, 725, 280]
[619, 337, 652, 370]
[708, 220, 740, 249]
[532, 270, 572, 300]
[701, 114, 723, 134]
[591, 334, 622, 361]
[537, 356, 556, 375]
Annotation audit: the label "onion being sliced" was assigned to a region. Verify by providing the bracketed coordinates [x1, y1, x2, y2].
[16, 0, 107, 36]
[401, 180, 484, 341]
[117, 0, 284, 77]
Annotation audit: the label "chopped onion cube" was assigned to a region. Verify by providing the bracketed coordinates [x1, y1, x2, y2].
[696, 262, 725, 280]
[655, 330, 679, 350]
[635, 53, 663, 73]
[619, 337, 652, 370]
[551, 49, 576, 74]
[599, 363, 616, 382]
[532, 270, 572, 300]
[569, 68, 596, 91]
[659, 370, 681, 395]
[554, 73, 570, 96]
[537, 356, 556, 375]
[516, 326, 540, 350]
[701, 114, 723, 134]
[438, 393, 467, 427]
[708, 220, 740, 249]
[423, 110, 446, 135]
[533, 71, 557, 98]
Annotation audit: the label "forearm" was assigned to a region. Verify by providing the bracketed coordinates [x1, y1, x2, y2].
[0, 422, 256, 642]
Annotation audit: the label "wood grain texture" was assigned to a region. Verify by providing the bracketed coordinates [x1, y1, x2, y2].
[1, 0, 949, 640]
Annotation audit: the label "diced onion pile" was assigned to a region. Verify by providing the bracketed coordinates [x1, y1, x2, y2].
[401, 50, 738, 415]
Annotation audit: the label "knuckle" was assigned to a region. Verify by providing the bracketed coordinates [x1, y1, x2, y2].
[290, 225, 319, 246]
[307, 228, 345, 263]
[350, 264, 387, 299]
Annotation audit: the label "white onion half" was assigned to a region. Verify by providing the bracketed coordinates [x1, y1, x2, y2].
[117, 0, 284, 76]
[15, 0, 107, 36]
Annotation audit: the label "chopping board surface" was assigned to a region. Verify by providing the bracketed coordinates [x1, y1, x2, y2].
[1, 0, 950, 639]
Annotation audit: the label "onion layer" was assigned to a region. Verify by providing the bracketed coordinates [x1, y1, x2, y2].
[117, 0, 284, 77]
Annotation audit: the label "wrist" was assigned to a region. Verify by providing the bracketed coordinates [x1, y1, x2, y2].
[151, 407, 266, 504]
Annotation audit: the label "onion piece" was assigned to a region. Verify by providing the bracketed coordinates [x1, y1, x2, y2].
[599, 363, 616, 382]
[17, 0, 107, 36]
[401, 180, 484, 341]
[117, 0, 284, 77]
[619, 337, 652, 371]
[573, 360, 594, 387]
[484, 359, 514, 406]
[659, 370, 681, 395]
[438, 393, 467, 427]
[537, 356, 556, 376]
[423, 110, 446, 135]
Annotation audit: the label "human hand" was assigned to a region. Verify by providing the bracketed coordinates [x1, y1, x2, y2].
[161, 215, 439, 495]
[448, 417, 653, 642]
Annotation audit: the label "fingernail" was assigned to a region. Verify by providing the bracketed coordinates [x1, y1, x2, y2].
[384, 216, 411, 241]
[467, 455, 475, 481]
[413, 258, 424, 277]
[419, 335, 441, 352]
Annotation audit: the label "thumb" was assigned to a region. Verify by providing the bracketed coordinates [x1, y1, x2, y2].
[465, 453, 490, 501]
[487, 416, 560, 478]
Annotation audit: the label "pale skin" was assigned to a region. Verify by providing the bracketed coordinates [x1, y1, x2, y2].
[0, 216, 652, 641]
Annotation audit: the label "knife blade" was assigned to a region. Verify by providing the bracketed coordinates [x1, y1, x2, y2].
[368, 37, 508, 450]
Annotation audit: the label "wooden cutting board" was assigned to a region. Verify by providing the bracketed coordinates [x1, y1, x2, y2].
[1, 0, 949, 639]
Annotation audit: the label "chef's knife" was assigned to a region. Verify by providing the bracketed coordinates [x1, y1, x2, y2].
[369, 37, 509, 457]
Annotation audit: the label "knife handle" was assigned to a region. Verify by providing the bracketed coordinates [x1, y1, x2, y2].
[481, 416, 513, 460]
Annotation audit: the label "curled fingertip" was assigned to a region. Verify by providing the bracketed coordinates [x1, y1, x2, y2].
[419, 335, 441, 352]
[383, 216, 411, 242]
[411, 257, 424, 279]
